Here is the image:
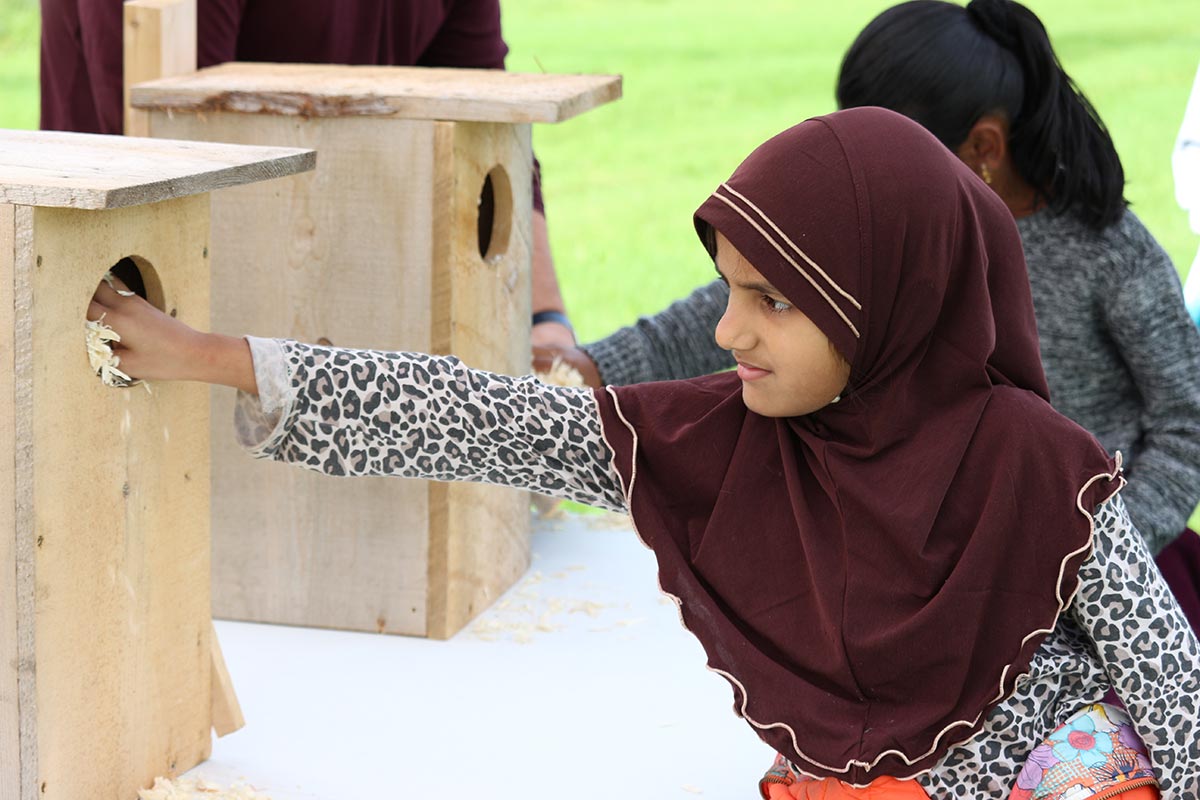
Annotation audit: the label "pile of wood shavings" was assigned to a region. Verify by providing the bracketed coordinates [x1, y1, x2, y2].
[469, 568, 645, 643]
[138, 776, 270, 800]
[85, 271, 147, 390]
[85, 314, 134, 387]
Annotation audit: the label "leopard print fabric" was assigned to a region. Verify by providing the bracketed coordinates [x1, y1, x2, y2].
[1069, 497, 1200, 798]
[235, 338, 626, 511]
[236, 340, 1200, 798]
[916, 496, 1200, 799]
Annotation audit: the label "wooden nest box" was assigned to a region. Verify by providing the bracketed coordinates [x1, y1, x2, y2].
[130, 62, 621, 639]
[0, 130, 313, 800]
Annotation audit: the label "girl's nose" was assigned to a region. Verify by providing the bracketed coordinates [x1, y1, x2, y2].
[715, 297, 754, 352]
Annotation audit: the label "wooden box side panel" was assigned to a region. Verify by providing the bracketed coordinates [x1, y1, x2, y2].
[147, 111, 435, 635]
[123, 0, 196, 137]
[427, 121, 534, 640]
[29, 199, 212, 800]
[0, 204, 28, 800]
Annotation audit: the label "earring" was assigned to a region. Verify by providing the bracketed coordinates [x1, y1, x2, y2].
[980, 164, 993, 185]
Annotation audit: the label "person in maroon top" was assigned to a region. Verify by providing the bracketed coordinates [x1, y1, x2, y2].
[39, 0, 574, 348]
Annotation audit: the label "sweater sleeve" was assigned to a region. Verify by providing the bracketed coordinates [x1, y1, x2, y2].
[232, 338, 627, 512]
[580, 279, 734, 385]
[1100, 233, 1200, 552]
[1070, 495, 1200, 799]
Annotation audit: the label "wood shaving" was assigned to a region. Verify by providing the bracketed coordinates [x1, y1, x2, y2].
[468, 569, 616, 643]
[533, 357, 586, 388]
[138, 776, 270, 800]
[85, 314, 135, 388]
[103, 270, 138, 297]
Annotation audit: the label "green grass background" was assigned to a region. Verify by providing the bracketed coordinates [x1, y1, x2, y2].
[3, 0, 1198, 339]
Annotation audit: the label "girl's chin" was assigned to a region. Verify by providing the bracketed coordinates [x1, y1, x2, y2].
[741, 384, 831, 418]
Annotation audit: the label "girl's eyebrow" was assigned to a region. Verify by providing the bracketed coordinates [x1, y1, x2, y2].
[714, 261, 783, 295]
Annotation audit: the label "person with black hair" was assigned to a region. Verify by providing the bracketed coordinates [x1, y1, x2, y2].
[540, 0, 1200, 635]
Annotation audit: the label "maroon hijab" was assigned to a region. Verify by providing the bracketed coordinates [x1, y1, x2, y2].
[593, 107, 1121, 784]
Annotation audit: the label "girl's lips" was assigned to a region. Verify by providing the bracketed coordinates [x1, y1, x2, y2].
[736, 362, 772, 381]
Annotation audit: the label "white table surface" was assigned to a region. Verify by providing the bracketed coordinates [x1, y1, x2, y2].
[190, 512, 773, 800]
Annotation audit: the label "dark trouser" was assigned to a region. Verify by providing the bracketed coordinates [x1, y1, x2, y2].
[40, 0, 124, 134]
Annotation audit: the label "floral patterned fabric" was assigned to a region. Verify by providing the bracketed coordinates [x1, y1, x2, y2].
[1011, 705, 1157, 800]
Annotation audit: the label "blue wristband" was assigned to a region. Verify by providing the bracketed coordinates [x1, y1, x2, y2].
[531, 309, 573, 331]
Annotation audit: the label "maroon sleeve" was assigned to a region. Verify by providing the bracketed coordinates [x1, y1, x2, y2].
[197, 0, 249, 68]
[531, 157, 544, 214]
[40, 0, 123, 134]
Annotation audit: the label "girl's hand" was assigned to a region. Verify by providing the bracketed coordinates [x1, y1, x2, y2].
[88, 275, 258, 394]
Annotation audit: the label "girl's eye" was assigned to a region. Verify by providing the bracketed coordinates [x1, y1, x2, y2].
[764, 295, 791, 314]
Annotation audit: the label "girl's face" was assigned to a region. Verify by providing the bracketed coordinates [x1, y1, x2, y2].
[713, 232, 851, 417]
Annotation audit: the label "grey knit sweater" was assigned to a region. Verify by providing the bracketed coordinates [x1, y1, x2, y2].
[581, 209, 1200, 552]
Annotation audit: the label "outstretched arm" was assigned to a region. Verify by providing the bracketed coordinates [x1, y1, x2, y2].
[236, 339, 625, 510]
[89, 277, 627, 511]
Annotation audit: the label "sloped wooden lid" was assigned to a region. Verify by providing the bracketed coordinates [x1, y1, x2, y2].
[0, 129, 315, 210]
[131, 63, 622, 124]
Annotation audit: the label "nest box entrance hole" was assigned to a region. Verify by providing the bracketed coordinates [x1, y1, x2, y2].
[106, 256, 166, 312]
[477, 165, 513, 263]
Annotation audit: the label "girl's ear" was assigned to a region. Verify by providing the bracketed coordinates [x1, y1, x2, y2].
[953, 115, 1010, 179]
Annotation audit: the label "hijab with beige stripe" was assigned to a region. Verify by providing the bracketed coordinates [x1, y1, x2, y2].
[592, 107, 1120, 784]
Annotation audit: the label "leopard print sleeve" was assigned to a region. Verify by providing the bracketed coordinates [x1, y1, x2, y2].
[914, 495, 1200, 799]
[1070, 495, 1200, 799]
[234, 338, 627, 512]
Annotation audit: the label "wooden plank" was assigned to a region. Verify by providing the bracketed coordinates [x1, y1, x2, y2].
[0, 203, 25, 800]
[9, 204, 36, 800]
[146, 110, 434, 635]
[132, 63, 622, 124]
[0, 130, 313, 210]
[426, 121, 533, 640]
[123, 0, 197, 137]
[210, 626, 244, 737]
[25, 198, 213, 799]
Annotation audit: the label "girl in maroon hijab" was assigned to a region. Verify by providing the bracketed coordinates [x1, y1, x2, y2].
[89, 107, 1200, 799]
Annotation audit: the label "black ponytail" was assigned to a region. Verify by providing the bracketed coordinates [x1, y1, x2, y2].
[836, 0, 1127, 229]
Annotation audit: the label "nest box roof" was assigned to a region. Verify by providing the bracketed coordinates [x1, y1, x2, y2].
[0, 129, 315, 210]
[131, 64, 622, 124]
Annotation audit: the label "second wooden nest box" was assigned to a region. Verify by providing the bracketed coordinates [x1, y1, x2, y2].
[131, 63, 622, 639]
